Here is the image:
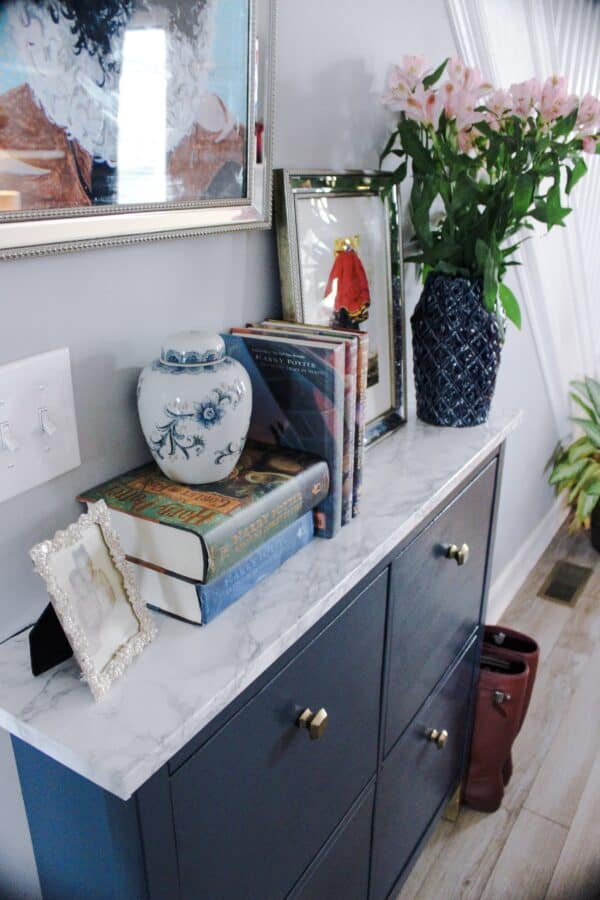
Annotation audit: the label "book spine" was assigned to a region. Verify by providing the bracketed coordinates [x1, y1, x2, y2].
[353, 332, 369, 517]
[204, 460, 328, 581]
[341, 341, 357, 526]
[198, 512, 314, 624]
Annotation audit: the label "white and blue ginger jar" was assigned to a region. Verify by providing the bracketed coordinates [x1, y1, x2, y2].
[137, 331, 252, 484]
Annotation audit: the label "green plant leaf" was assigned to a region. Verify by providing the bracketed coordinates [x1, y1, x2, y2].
[584, 376, 600, 418]
[571, 417, 600, 448]
[549, 459, 589, 485]
[513, 174, 534, 218]
[498, 283, 522, 329]
[585, 479, 600, 497]
[565, 157, 588, 194]
[570, 391, 599, 424]
[423, 58, 448, 89]
[568, 437, 596, 463]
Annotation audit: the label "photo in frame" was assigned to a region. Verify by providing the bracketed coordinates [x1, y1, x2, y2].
[274, 170, 407, 446]
[30, 500, 157, 700]
[0, 0, 275, 259]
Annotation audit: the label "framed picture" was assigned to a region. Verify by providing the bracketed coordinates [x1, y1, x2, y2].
[30, 500, 157, 700]
[0, 0, 275, 260]
[274, 170, 406, 446]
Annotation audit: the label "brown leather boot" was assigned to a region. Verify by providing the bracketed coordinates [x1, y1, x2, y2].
[484, 626, 539, 784]
[463, 654, 529, 813]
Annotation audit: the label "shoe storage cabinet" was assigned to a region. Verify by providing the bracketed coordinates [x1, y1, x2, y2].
[13, 451, 501, 900]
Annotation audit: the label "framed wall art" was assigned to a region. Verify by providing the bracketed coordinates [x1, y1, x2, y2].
[0, 0, 275, 260]
[275, 169, 407, 446]
[30, 500, 157, 700]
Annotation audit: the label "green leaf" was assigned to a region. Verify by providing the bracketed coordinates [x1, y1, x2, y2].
[584, 376, 600, 418]
[585, 479, 600, 497]
[570, 391, 599, 424]
[379, 130, 398, 166]
[552, 107, 578, 138]
[498, 283, 522, 329]
[513, 174, 534, 218]
[423, 58, 448, 89]
[549, 459, 589, 485]
[567, 437, 596, 463]
[565, 157, 588, 194]
[483, 251, 497, 312]
[572, 417, 600, 448]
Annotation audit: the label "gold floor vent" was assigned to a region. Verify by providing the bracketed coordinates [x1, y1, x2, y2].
[538, 560, 593, 607]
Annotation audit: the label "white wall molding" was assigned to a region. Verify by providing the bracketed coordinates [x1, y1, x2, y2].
[487, 496, 568, 624]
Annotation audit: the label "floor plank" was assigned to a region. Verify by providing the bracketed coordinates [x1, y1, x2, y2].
[545, 753, 600, 900]
[479, 808, 566, 900]
[525, 643, 600, 828]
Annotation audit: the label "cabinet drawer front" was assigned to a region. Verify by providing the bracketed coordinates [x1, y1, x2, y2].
[289, 784, 375, 900]
[171, 571, 387, 900]
[384, 459, 496, 754]
[372, 635, 477, 900]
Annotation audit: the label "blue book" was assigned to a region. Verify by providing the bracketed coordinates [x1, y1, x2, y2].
[225, 331, 345, 538]
[130, 512, 314, 625]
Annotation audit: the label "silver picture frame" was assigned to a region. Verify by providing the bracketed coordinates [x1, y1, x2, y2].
[0, 0, 276, 260]
[30, 500, 157, 700]
[274, 169, 407, 446]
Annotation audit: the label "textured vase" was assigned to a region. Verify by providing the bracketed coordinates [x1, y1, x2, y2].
[411, 274, 503, 427]
[137, 331, 252, 484]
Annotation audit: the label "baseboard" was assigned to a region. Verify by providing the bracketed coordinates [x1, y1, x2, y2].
[486, 498, 568, 624]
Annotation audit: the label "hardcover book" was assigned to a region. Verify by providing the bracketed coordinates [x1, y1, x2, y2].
[225, 331, 345, 537]
[260, 320, 368, 517]
[78, 442, 329, 582]
[132, 512, 314, 625]
[248, 323, 356, 525]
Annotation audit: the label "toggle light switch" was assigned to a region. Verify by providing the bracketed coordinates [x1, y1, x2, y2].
[39, 407, 57, 437]
[0, 348, 80, 503]
[0, 421, 19, 452]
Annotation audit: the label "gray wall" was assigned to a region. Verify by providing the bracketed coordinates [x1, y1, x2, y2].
[0, 2, 559, 895]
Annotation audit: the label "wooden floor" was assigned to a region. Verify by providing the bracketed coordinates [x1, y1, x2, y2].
[397, 524, 600, 900]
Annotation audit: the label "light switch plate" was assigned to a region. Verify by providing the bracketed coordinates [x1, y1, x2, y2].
[0, 348, 81, 503]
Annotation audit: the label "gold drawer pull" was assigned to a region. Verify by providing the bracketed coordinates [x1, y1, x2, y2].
[447, 543, 470, 566]
[426, 727, 449, 750]
[297, 707, 329, 740]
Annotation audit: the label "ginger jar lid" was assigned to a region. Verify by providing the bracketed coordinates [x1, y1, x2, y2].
[160, 331, 225, 366]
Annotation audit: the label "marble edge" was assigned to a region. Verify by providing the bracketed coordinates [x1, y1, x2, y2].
[0, 413, 521, 800]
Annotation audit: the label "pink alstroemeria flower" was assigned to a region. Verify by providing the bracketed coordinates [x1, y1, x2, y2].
[454, 89, 486, 129]
[399, 54, 428, 90]
[510, 78, 541, 118]
[487, 89, 513, 118]
[577, 93, 600, 134]
[401, 85, 441, 127]
[582, 135, 598, 154]
[457, 127, 477, 154]
[447, 57, 492, 97]
[539, 75, 577, 122]
[382, 65, 414, 110]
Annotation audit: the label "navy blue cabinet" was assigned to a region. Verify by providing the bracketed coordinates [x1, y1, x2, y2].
[13, 451, 502, 900]
[171, 571, 386, 900]
[383, 459, 497, 756]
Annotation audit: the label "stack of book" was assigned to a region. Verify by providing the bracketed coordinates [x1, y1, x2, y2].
[78, 442, 329, 625]
[225, 320, 369, 536]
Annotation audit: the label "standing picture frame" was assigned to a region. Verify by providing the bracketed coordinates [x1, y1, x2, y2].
[274, 169, 407, 446]
[0, 0, 275, 260]
[30, 500, 157, 700]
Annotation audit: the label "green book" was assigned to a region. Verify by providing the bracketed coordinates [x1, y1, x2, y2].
[78, 441, 329, 582]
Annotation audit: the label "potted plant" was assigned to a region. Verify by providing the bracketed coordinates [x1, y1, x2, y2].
[549, 377, 600, 551]
[380, 56, 600, 427]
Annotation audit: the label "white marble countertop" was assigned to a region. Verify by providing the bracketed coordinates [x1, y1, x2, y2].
[0, 412, 520, 800]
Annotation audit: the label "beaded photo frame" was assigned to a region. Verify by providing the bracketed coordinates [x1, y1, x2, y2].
[30, 500, 157, 701]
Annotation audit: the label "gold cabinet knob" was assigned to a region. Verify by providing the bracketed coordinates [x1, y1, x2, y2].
[426, 727, 449, 749]
[297, 707, 329, 740]
[446, 543, 470, 566]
